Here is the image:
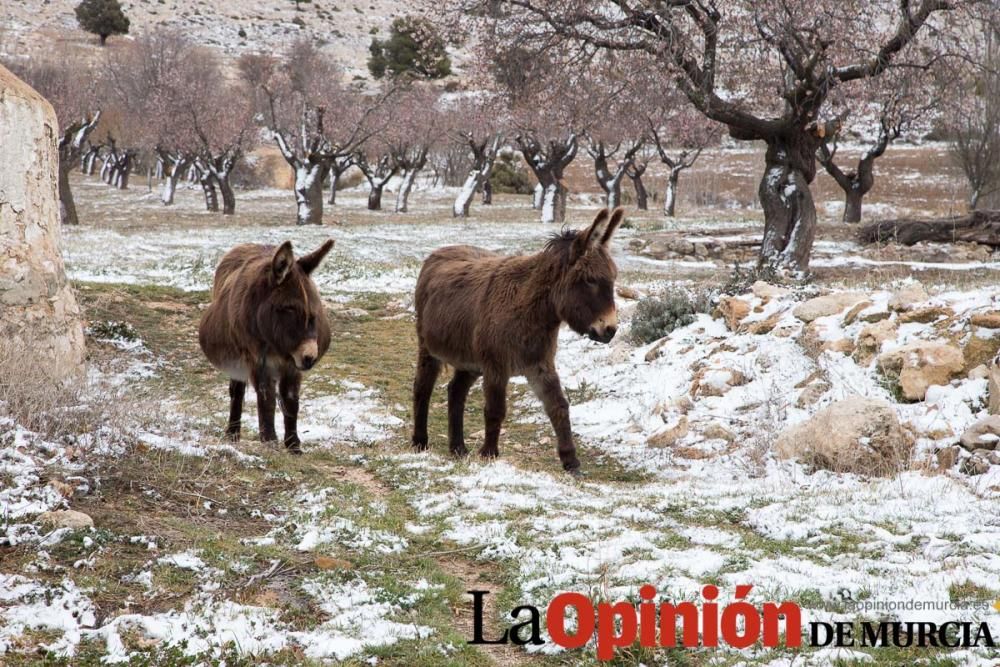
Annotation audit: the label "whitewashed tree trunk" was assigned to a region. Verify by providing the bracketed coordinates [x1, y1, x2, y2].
[294, 163, 326, 225]
[532, 182, 544, 209]
[454, 173, 480, 217]
[395, 168, 419, 213]
[664, 169, 680, 217]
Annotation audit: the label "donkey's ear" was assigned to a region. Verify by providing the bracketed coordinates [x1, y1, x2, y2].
[297, 238, 335, 275]
[573, 208, 611, 259]
[272, 241, 295, 284]
[600, 207, 626, 246]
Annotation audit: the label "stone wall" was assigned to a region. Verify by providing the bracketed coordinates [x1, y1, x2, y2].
[0, 64, 85, 381]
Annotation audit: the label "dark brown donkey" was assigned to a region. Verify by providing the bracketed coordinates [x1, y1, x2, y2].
[199, 240, 334, 453]
[412, 207, 625, 472]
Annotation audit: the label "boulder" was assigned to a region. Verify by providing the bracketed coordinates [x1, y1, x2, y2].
[854, 320, 898, 364]
[792, 292, 868, 323]
[616, 286, 640, 300]
[877, 342, 965, 401]
[990, 364, 1000, 415]
[960, 455, 990, 476]
[751, 281, 790, 300]
[935, 446, 959, 470]
[843, 300, 874, 325]
[774, 397, 913, 475]
[691, 368, 748, 397]
[962, 334, 1000, 372]
[898, 306, 952, 324]
[715, 297, 750, 331]
[38, 510, 93, 530]
[888, 283, 929, 311]
[958, 417, 1000, 451]
[970, 311, 1000, 329]
[647, 416, 689, 448]
[0, 65, 85, 381]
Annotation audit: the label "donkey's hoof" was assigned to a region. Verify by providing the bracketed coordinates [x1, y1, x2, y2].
[450, 445, 469, 458]
[564, 465, 584, 477]
[412, 437, 429, 452]
[287, 446, 303, 456]
[478, 447, 499, 460]
[285, 436, 303, 455]
[224, 430, 241, 443]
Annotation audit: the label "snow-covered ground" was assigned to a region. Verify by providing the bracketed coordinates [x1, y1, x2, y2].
[5, 191, 1000, 664]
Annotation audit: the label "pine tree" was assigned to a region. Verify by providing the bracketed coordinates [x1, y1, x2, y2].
[367, 16, 451, 80]
[74, 0, 130, 46]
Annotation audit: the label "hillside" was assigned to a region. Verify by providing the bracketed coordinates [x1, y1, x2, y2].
[0, 0, 464, 79]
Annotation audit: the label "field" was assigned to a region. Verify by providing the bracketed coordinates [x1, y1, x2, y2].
[3, 149, 1000, 666]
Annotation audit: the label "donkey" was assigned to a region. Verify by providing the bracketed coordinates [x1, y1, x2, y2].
[199, 239, 334, 454]
[412, 207, 625, 473]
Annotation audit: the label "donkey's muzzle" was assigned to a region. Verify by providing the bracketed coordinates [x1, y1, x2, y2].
[300, 355, 316, 370]
[587, 325, 617, 344]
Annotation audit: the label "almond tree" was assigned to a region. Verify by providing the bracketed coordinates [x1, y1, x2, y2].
[355, 149, 399, 211]
[587, 139, 643, 210]
[389, 88, 448, 213]
[463, 0, 971, 272]
[624, 146, 653, 210]
[449, 94, 505, 217]
[644, 101, 720, 217]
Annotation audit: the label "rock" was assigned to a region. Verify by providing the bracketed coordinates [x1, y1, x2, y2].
[843, 300, 874, 325]
[898, 306, 952, 324]
[644, 337, 670, 362]
[823, 338, 854, 355]
[969, 364, 990, 380]
[795, 379, 831, 408]
[935, 446, 959, 470]
[970, 311, 1000, 329]
[647, 416, 689, 448]
[691, 368, 748, 397]
[751, 281, 790, 300]
[859, 308, 892, 324]
[49, 481, 75, 499]
[792, 292, 868, 323]
[0, 65, 86, 381]
[989, 365, 1000, 415]
[960, 455, 990, 476]
[715, 297, 750, 331]
[973, 448, 1000, 465]
[888, 283, 929, 311]
[616, 286, 639, 300]
[38, 510, 93, 530]
[745, 313, 782, 335]
[962, 335, 1000, 372]
[774, 398, 913, 475]
[958, 417, 1000, 451]
[702, 422, 736, 442]
[877, 342, 965, 401]
[854, 320, 898, 365]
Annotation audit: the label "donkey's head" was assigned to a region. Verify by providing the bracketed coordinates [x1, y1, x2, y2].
[257, 239, 335, 371]
[549, 207, 625, 344]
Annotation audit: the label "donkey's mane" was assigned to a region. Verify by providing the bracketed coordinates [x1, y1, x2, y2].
[542, 228, 580, 267]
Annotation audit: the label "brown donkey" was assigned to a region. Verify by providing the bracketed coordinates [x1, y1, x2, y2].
[199, 240, 334, 453]
[412, 207, 625, 472]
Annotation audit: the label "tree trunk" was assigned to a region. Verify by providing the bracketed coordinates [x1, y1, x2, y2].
[454, 171, 481, 217]
[58, 163, 79, 225]
[482, 179, 493, 205]
[294, 163, 325, 225]
[541, 181, 567, 224]
[606, 176, 623, 210]
[161, 157, 190, 206]
[396, 168, 418, 213]
[217, 173, 236, 215]
[100, 157, 112, 183]
[368, 184, 385, 211]
[328, 170, 340, 205]
[758, 143, 817, 275]
[664, 171, 679, 217]
[970, 188, 982, 211]
[532, 182, 544, 209]
[859, 211, 1000, 246]
[631, 173, 648, 210]
[843, 186, 864, 224]
[200, 173, 219, 212]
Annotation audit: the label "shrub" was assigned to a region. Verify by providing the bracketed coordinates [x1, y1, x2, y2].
[629, 292, 712, 345]
[720, 262, 782, 296]
[490, 152, 533, 195]
[74, 0, 129, 46]
[368, 16, 451, 80]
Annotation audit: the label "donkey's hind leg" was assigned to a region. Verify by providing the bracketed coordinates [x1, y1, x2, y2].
[412, 346, 442, 451]
[447, 370, 479, 456]
[226, 380, 246, 442]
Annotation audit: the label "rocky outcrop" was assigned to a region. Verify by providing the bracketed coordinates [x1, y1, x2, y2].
[877, 342, 965, 401]
[774, 398, 913, 475]
[792, 292, 868, 323]
[0, 64, 85, 381]
[959, 417, 1000, 452]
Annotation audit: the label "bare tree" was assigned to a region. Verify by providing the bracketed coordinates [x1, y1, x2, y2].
[587, 139, 642, 210]
[624, 146, 653, 210]
[465, 0, 970, 272]
[58, 112, 102, 224]
[355, 150, 399, 211]
[516, 132, 578, 223]
[454, 131, 502, 216]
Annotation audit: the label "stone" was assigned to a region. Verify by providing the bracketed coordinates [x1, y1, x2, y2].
[898, 306, 952, 324]
[989, 365, 1000, 415]
[745, 313, 782, 335]
[962, 335, 1000, 372]
[647, 416, 689, 448]
[958, 416, 1000, 451]
[935, 446, 958, 470]
[38, 510, 93, 530]
[795, 379, 831, 408]
[691, 368, 748, 397]
[702, 422, 736, 442]
[859, 309, 892, 324]
[49, 481, 75, 499]
[792, 292, 868, 323]
[970, 311, 1000, 329]
[888, 283, 929, 311]
[968, 364, 990, 380]
[843, 300, 874, 325]
[774, 397, 913, 475]
[314, 556, 353, 571]
[877, 342, 965, 401]
[0, 65, 86, 381]
[973, 449, 1000, 465]
[616, 286, 639, 300]
[854, 320, 898, 365]
[960, 455, 990, 476]
[644, 337, 670, 362]
[715, 297, 750, 331]
[751, 281, 790, 300]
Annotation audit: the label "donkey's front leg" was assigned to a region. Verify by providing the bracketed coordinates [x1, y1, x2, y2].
[226, 380, 246, 442]
[253, 370, 279, 443]
[279, 370, 303, 454]
[527, 367, 580, 473]
[480, 372, 508, 460]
